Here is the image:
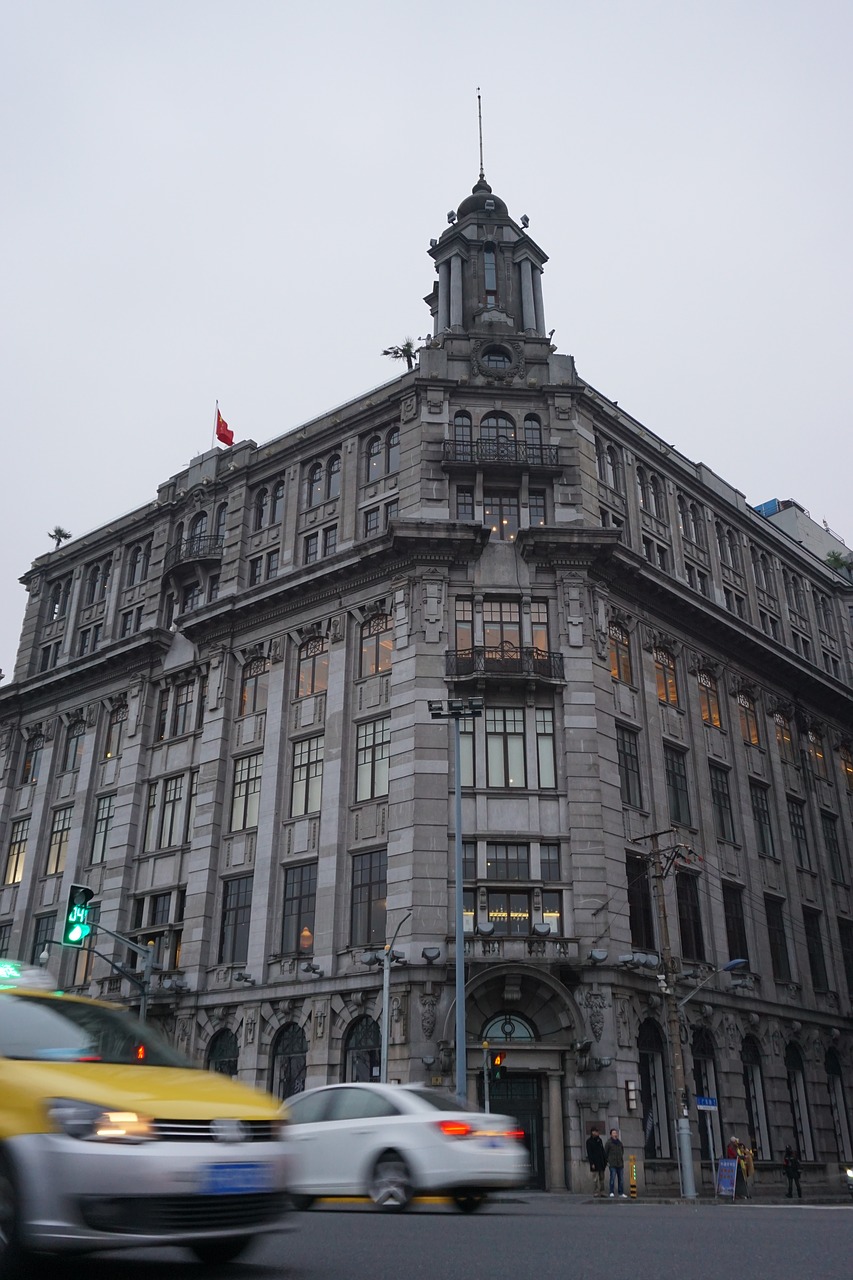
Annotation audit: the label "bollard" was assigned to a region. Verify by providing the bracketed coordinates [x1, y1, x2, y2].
[628, 1153, 638, 1199]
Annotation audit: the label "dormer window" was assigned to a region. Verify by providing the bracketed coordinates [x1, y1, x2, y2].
[483, 243, 497, 307]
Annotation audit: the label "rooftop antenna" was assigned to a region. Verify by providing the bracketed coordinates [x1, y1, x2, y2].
[477, 86, 485, 180]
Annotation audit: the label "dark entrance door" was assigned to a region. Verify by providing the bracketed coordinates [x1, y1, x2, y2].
[477, 1074, 545, 1189]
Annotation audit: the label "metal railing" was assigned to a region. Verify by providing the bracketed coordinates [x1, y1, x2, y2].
[446, 645, 564, 680]
[442, 439, 561, 467]
[163, 535, 224, 572]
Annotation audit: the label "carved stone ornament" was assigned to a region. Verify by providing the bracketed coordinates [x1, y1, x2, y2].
[401, 395, 418, 423]
[471, 339, 525, 383]
[328, 615, 344, 644]
[687, 651, 720, 677]
[420, 994, 438, 1041]
[642, 627, 681, 656]
[728, 674, 758, 700]
[577, 990, 608, 1042]
[766, 696, 794, 720]
[267, 637, 283, 664]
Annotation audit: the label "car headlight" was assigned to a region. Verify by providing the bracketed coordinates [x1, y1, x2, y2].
[47, 1098, 154, 1142]
[845, 1167, 853, 1178]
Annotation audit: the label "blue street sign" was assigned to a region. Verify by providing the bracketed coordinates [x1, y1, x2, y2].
[696, 1095, 718, 1110]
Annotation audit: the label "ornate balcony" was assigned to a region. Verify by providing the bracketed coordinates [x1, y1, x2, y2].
[163, 535, 224, 573]
[446, 644, 564, 681]
[441, 439, 562, 470]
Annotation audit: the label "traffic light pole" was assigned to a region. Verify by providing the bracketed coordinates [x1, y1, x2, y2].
[88, 922, 156, 1024]
[645, 829, 697, 1200]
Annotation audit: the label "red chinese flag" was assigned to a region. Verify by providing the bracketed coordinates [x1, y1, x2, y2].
[216, 407, 234, 447]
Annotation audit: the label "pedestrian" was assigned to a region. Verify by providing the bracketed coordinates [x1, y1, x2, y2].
[727, 1135, 748, 1198]
[741, 1140, 755, 1197]
[604, 1127, 626, 1198]
[782, 1145, 802, 1200]
[586, 1126, 607, 1198]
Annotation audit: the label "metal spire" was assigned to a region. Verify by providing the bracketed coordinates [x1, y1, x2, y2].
[477, 86, 485, 180]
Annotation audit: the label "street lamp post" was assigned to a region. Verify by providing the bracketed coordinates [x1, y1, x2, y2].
[361, 911, 412, 1083]
[429, 697, 484, 1106]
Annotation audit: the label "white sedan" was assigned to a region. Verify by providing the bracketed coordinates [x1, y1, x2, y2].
[284, 1083, 528, 1212]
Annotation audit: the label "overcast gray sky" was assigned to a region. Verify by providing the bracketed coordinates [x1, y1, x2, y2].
[3, 0, 851, 679]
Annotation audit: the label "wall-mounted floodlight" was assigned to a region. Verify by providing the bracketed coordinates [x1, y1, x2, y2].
[447, 211, 456, 225]
[301, 962, 323, 977]
[587, 949, 608, 964]
[422, 947, 441, 965]
[477, 922, 495, 937]
[532, 923, 552, 937]
[617, 951, 660, 970]
[429, 238, 438, 248]
[520, 214, 530, 228]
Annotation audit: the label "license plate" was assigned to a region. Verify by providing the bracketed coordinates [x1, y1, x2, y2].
[201, 1162, 273, 1195]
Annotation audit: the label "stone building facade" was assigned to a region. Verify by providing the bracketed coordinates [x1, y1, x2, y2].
[1, 172, 852, 1194]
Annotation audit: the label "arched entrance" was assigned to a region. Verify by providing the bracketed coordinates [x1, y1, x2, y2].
[270, 1022, 307, 1100]
[207, 1028, 239, 1078]
[476, 1010, 545, 1187]
[343, 1016, 381, 1082]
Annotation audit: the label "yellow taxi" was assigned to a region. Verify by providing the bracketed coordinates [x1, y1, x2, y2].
[0, 963, 292, 1274]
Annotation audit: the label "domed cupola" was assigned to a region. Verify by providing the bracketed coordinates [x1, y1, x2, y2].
[456, 176, 509, 222]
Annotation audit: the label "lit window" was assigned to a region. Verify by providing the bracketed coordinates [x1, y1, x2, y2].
[297, 637, 328, 698]
[654, 648, 679, 707]
[360, 614, 393, 677]
[738, 693, 760, 746]
[698, 671, 722, 728]
[609, 623, 632, 683]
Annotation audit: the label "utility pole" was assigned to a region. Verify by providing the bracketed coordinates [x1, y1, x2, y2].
[643, 828, 698, 1200]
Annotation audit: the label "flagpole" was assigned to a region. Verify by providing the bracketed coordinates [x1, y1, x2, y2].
[212, 401, 218, 450]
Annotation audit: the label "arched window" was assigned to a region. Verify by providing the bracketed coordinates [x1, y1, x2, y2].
[366, 437, 383, 482]
[523, 416, 542, 454]
[785, 1042, 814, 1160]
[481, 346, 511, 369]
[741, 1036, 771, 1159]
[715, 521, 728, 566]
[480, 412, 515, 443]
[270, 1023, 308, 1101]
[343, 1016, 381, 1083]
[481, 1012, 536, 1043]
[608, 622, 632, 684]
[638, 1020, 670, 1158]
[688, 503, 704, 545]
[759, 553, 774, 595]
[814, 591, 834, 634]
[726, 529, 741, 572]
[207, 1028, 239, 1078]
[648, 474, 666, 521]
[307, 463, 323, 508]
[48, 576, 71, 620]
[326, 455, 341, 500]
[692, 1028, 722, 1159]
[385, 429, 400, 475]
[826, 1048, 852, 1161]
[214, 502, 228, 544]
[253, 488, 269, 531]
[637, 467, 650, 511]
[270, 481, 284, 526]
[453, 411, 472, 442]
[240, 656, 269, 716]
[84, 562, 100, 606]
[483, 242, 497, 306]
[697, 670, 722, 727]
[188, 511, 208, 555]
[654, 647, 679, 707]
[126, 545, 143, 587]
[297, 637, 329, 698]
[606, 446, 623, 493]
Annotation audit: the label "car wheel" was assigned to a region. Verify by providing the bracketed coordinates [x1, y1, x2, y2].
[368, 1152, 413, 1212]
[188, 1235, 253, 1265]
[290, 1194, 316, 1211]
[453, 1192, 486, 1213]
[0, 1156, 24, 1280]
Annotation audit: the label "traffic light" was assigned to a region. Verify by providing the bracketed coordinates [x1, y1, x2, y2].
[62, 884, 95, 947]
[489, 1050, 506, 1084]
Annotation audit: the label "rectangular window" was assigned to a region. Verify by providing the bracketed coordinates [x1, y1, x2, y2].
[664, 746, 691, 826]
[62, 725, 85, 773]
[47, 807, 73, 876]
[535, 709, 556, 788]
[542, 890, 562, 935]
[363, 507, 380, 537]
[90, 795, 115, 865]
[155, 689, 169, 741]
[40, 642, 60, 672]
[266, 549, 280, 578]
[351, 850, 387, 947]
[483, 492, 519, 542]
[455, 598, 473, 651]
[231, 754, 263, 831]
[788, 799, 811, 870]
[738, 694, 760, 746]
[722, 882, 750, 968]
[486, 843, 530, 880]
[616, 726, 643, 809]
[185, 769, 199, 843]
[654, 649, 679, 706]
[483, 600, 521, 650]
[749, 783, 775, 858]
[765, 897, 791, 982]
[149, 891, 171, 926]
[207, 574, 220, 603]
[291, 735, 324, 816]
[322, 527, 337, 557]
[249, 556, 263, 586]
[540, 843, 561, 882]
[384, 500, 398, 528]
[104, 706, 126, 759]
[171, 683, 194, 737]
[21, 737, 43, 785]
[282, 863, 318, 955]
[802, 908, 828, 991]
[5, 818, 29, 885]
[608, 623, 632, 683]
[0, 922, 12, 958]
[459, 719, 474, 787]
[698, 672, 722, 728]
[360, 615, 393, 677]
[528, 492, 547, 527]
[822, 812, 847, 884]
[297, 638, 329, 698]
[218, 875, 253, 965]
[626, 852, 656, 951]
[775, 715, 796, 764]
[456, 488, 475, 521]
[807, 731, 828, 778]
[303, 532, 319, 564]
[709, 765, 736, 842]
[676, 872, 705, 962]
[462, 840, 477, 879]
[463, 889, 475, 933]
[143, 782, 158, 851]
[159, 775, 184, 848]
[355, 718, 391, 801]
[31, 914, 57, 965]
[485, 707, 526, 788]
[487, 890, 530, 936]
[838, 918, 853, 1004]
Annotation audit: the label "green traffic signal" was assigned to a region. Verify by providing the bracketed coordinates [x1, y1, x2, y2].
[62, 884, 95, 948]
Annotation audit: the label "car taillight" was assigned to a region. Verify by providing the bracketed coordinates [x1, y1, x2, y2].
[437, 1120, 473, 1138]
[505, 1128, 525, 1140]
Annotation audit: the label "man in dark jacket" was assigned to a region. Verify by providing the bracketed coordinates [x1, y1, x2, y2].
[783, 1146, 802, 1199]
[586, 1127, 607, 1197]
[604, 1128, 626, 1197]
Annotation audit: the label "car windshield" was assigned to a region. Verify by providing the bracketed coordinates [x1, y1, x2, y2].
[0, 994, 189, 1066]
[401, 1088, 480, 1113]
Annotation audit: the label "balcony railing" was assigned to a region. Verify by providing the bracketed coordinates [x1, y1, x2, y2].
[446, 644, 564, 681]
[461, 935, 579, 962]
[442, 439, 561, 468]
[163, 535, 224, 573]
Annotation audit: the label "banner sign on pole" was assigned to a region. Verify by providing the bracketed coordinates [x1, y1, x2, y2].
[716, 1157, 738, 1199]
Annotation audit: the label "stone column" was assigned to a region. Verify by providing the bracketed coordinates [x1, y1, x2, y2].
[520, 258, 536, 332]
[450, 254, 463, 328]
[548, 1071, 567, 1190]
[532, 267, 546, 337]
[437, 260, 450, 333]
